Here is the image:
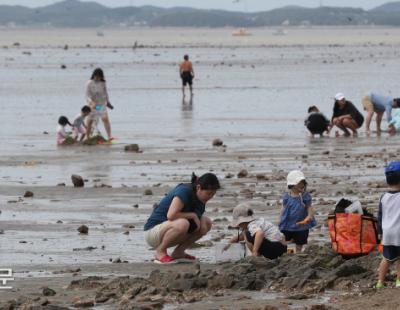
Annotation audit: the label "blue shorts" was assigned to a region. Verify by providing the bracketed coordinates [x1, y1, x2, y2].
[281, 230, 309, 245]
[245, 230, 287, 259]
[383, 245, 400, 262]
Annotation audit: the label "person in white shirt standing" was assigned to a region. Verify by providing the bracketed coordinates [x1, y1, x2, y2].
[224, 203, 287, 259]
[376, 161, 400, 289]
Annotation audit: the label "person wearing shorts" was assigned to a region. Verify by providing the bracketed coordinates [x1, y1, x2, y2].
[85, 68, 114, 141]
[179, 54, 194, 98]
[332, 93, 364, 137]
[143, 173, 220, 264]
[72, 105, 91, 141]
[376, 162, 400, 288]
[362, 92, 400, 135]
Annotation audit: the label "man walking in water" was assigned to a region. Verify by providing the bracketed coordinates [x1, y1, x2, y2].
[179, 54, 194, 98]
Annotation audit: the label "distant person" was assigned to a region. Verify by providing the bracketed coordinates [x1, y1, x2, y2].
[143, 172, 220, 264]
[85, 68, 114, 141]
[376, 161, 400, 289]
[304, 105, 331, 137]
[179, 54, 194, 98]
[72, 105, 91, 142]
[332, 93, 364, 137]
[362, 92, 400, 135]
[224, 203, 287, 259]
[388, 109, 400, 136]
[56, 116, 74, 146]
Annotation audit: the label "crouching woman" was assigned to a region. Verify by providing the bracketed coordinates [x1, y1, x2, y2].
[144, 172, 220, 264]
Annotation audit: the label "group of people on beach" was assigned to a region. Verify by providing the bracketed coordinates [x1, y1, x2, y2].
[56, 55, 195, 145]
[143, 165, 400, 289]
[143, 170, 315, 264]
[56, 68, 114, 145]
[305, 92, 400, 137]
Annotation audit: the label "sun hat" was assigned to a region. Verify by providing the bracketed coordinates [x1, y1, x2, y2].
[287, 170, 306, 186]
[385, 161, 400, 175]
[231, 203, 255, 227]
[334, 93, 345, 101]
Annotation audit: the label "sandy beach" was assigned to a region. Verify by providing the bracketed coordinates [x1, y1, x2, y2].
[1, 27, 400, 309]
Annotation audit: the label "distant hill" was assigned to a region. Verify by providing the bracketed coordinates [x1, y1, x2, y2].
[370, 1, 400, 13]
[1, 0, 400, 27]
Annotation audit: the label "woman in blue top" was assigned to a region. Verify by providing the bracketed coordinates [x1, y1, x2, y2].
[279, 170, 316, 253]
[144, 172, 220, 264]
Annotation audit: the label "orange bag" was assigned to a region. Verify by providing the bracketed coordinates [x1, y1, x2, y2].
[328, 213, 379, 257]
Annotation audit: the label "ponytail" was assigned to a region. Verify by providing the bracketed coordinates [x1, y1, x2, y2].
[191, 172, 220, 191]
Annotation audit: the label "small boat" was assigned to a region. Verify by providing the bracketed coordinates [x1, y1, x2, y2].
[232, 28, 252, 36]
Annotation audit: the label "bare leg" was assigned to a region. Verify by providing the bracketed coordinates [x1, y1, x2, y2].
[155, 219, 190, 260]
[182, 84, 185, 98]
[333, 118, 351, 136]
[376, 112, 383, 133]
[378, 258, 390, 284]
[101, 115, 112, 140]
[189, 84, 193, 96]
[171, 216, 212, 258]
[86, 119, 93, 138]
[342, 118, 359, 136]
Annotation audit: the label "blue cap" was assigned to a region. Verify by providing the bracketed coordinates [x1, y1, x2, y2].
[385, 161, 400, 174]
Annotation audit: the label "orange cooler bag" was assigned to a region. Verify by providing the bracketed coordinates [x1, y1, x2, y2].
[328, 213, 379, 257]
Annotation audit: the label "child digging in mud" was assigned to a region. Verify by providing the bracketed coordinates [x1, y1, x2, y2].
[376, 161, 400, 289]
[72, 105, 91, 142]
[279, 170, 316, 253]
[224, 203, 287, 259]
[56, 116, 75, 146]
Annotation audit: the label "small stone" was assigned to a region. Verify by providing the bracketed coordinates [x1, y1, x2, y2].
[212, 138, 223, 146]
[144, 189, 153, 195]
[133, 204, 139, 208]
[56, 220, 63, 224]
[124, 144, 140, 152]
[112, 257, 122, 263]
[42, 287, 56, 296]
[61, 64, 67, 69]
[123, 231, 130, 235]
[71, 174, 84, 187]
[237, 169, 248, 178]
[24, 191, 34, 198]
[77, 225, 89, 234]
[57, 183, 66, 186]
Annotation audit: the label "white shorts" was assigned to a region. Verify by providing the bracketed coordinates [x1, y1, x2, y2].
[144, 222, 167, 249]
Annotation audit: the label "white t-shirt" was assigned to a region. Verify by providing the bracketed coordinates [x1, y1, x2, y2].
[247, 218, 283, 242]
[380, 191, 400, 246]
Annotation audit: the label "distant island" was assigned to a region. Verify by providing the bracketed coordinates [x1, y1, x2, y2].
[1, 0, 400, 27]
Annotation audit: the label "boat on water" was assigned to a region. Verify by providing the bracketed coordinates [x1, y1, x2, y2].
[232, 28, 252, 36]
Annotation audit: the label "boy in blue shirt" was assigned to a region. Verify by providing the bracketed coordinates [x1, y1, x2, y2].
[376, 161, 400, 288]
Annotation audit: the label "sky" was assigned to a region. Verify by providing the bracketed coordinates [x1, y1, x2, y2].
[0, 0, 394, 12]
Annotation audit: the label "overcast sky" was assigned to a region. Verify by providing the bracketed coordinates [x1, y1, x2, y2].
[0, 0, 393, 12]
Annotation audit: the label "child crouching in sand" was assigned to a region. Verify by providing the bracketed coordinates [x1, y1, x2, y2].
[224, 203, 287, 259]
[279, 170, 316, 253]
[376, 161, 400, 289]
[56, 116, 75, 146]
[72, 105, 91, 141]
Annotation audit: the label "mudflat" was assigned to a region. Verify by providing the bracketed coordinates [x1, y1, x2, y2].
[1, 27, 400, 309]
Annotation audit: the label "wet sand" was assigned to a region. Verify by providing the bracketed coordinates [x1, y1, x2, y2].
[1, 27, 400, 309]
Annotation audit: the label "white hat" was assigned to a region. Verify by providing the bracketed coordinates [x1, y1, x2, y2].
[287, 170, 305, 186]
[231, 203, 255, 227]
[335, 93, 345, 101]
